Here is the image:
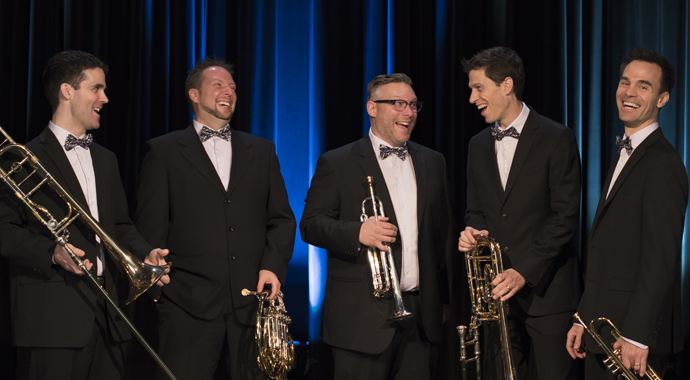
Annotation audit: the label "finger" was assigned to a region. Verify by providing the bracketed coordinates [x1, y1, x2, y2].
[639, 358, 647, 377]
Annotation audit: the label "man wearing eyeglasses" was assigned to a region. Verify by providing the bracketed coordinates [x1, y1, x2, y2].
[458, 47, 581, 379]
[301, 73, 453, 379]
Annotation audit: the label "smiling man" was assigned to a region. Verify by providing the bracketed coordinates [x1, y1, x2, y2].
[300, 73, 453, 379]
[458, 47, 581, 380]
[134, 57, 295, 380]
[0, 50, 169, 380]
[566, 47, 688, 379]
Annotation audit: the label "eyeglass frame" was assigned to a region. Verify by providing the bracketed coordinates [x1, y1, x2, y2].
[372, 99, 423, 112]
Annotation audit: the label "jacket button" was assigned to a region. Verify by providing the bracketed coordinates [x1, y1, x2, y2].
[225, 199, 231, 204]
[502, 214, 507, 219]
[504, 246, 509, 252]
[227, 227, 234, 232]
[230, 255, 236, 261]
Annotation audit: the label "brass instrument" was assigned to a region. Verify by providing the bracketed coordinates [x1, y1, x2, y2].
[360, 176, 412, 320]
[573, 313, 662, 379]
[242, 288, 295, 380]
[457, 234, 517, 380]
[0, 127, 176, 380]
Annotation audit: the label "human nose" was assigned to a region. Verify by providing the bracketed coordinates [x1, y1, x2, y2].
[469, 89, 478, 104]
[101, 91, 109, 104]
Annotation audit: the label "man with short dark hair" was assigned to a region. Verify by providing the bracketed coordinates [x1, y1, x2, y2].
[0, 50, 169, 380]
[458, 47, 581, 379]
[300, 73, 452, 379]
[135, 57, 296, 379]
[566, 47, 688, 379]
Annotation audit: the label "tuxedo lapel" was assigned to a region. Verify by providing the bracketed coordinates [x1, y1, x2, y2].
[476, 130, 503, 200]
[178, 126, 226, 193]
[503, 109, 538, 203]
[38, 128, 88, 207]
[408, 142, 427, 226]
[226, 130, 253, 197]
[603, 129, 663, 207]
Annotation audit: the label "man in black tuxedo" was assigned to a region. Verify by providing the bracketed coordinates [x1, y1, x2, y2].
[0, 50, 169, 380]
[458, 47, 581, 380]
[134, 58, 296, 380]
[566, 48, 688, 379]
[300, 73, 452, 380]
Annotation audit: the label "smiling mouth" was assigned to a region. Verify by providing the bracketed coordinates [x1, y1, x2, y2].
[219, 101, 231, 108]
[622, 101, 640, 109]
[396, 121, 410, 128]
[93, 107, 101, 113]
[477, 104, 487, 110]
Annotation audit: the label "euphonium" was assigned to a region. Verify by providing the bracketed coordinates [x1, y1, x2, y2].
[0, 127, 177, 379]
[573, 313, 662, 380]
[457, 234, 517, 380]
[360, 176, 412, 321]
[243, 288, 295, 380]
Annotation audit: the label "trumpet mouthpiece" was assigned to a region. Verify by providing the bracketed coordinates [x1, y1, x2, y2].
[241, 288, 251, 296]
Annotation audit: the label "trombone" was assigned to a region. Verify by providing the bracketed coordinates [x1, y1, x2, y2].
[573, 313, 662, 379]
[0, 127, 177, 380]
[360, 176, 412, 321]
[457, 234, 517, 380]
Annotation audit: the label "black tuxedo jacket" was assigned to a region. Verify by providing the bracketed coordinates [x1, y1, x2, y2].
[578, 127, 688, 354]
[134, 126, 295, 323]
[0, 127, 153, 347]
[465, 107, 582, 317]
[300, 135, 452, 354]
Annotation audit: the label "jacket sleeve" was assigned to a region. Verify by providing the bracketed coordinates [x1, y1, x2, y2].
[300, 154, 363, 256]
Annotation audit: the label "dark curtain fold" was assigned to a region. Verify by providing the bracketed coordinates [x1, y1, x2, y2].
[0, 1, 688, 379]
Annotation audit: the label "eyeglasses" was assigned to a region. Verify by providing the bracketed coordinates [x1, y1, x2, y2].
[373, 99, 423, 112]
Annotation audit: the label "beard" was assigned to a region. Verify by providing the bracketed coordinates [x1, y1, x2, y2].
[201, 103, 233, 121]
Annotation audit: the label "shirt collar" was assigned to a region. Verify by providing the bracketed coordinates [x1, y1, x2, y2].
[369, 128, 407, 160]
[625, 122, 659, 152]
[193, 119, 231, 137]
[494, 102, 530, 133]
[48, 121, 87, 146]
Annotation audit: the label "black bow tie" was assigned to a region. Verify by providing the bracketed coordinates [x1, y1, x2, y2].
[199, 126, 231, 142]
[379, 144, 408, 161]
[491, 126, 520, 141]
[64, 134, 93, 151]
[616, 135, 633, 155]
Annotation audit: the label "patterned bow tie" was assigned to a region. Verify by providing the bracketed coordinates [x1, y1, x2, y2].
[64, 134, 93, 151]
[199, 125, 231, 142]
[616, 135, 633, 155]
[491, 126, 520, 141]
[379, 144, 408, 161]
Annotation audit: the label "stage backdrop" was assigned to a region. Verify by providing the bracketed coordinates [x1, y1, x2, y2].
[0, 1, 688, 379]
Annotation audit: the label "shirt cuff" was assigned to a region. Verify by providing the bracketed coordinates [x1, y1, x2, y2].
[622, 336, 648, 350]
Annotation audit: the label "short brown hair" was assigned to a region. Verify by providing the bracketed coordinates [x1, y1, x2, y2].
[366, 73, 413, 101]
[43, 50, 109, 113]
[185, 57, 235, 108]
[462, 47, 525, 101]
[620, 47, 675, 95]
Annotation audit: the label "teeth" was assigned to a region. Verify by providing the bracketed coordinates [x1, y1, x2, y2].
[396, 122, 409, 126]
[93, 107, 101, 113]
[477, 104, 487, 110]
[219, 102, 230, 107]
[623, 102, 639, 109]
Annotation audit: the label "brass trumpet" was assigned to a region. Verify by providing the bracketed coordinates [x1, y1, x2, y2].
[242, 288, 295, 380]
[360, 176, 412, 321]
[457, 234, 517, 380]
[573, 313, 662, 379]
[0, 127, 176, 379]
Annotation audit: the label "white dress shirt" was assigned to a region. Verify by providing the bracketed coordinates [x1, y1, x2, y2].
[606, 123, 659, 199]
[193, 120, 233, 190]
[369, 129, 419, 291]
[49, 122, 104, 276]
[495, 103, 530, 189]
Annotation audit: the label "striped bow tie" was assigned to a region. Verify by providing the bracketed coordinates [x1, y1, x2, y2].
[64, 134, 93, 151]
[199, 126, 231, 142]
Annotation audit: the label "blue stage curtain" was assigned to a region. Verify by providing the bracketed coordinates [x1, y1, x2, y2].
[0, 0, 688, 378]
